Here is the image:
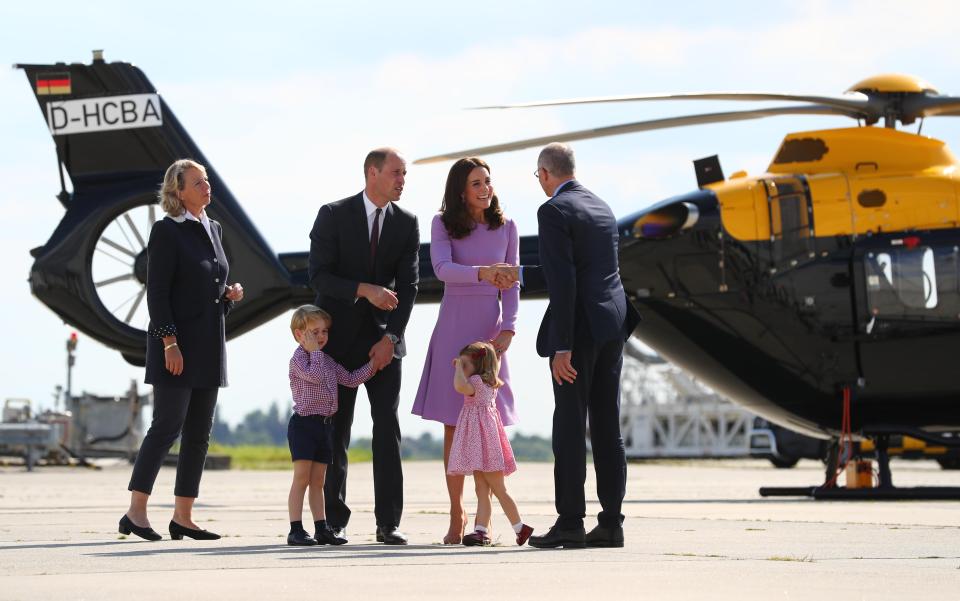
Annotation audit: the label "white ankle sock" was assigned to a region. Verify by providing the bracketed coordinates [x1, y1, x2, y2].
[512, 521, 523, 534]
[475, 525, 488, 534]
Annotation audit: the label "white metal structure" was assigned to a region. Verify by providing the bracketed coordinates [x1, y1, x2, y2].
[618, 340, 758, 459]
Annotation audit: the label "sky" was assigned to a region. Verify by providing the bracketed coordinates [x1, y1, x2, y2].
[3, 0, 960, 440]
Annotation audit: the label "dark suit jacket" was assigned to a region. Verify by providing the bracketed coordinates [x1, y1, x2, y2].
[145, 215, 232, 388]
[523, 180, 640, 358]
[308, 192, 420, 365]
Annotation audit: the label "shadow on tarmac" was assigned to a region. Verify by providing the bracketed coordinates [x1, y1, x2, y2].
[88, 543, 536, 559]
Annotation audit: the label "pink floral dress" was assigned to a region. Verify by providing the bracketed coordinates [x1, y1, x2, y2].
[447, 375, 517, 476]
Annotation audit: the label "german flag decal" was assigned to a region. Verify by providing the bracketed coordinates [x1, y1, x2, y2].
[36, 72, 71, 96]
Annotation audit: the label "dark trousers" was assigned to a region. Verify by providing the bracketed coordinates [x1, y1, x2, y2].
[324, 353, 403, 529]
[551, 336, 627, 529]
[128, 386, 218, 498]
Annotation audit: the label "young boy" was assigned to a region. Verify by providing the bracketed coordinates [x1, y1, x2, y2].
[286, 304, 375, 546]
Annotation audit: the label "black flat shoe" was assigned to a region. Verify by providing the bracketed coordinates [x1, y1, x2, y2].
[287, 530, 318, 546]
[376, 526, 408, 545]
[528, 525, 586, 549]
[315, 525, 348, 545]
[119, 515, 162, 541]
[169, 520, 221, 541]
[585, 524, 624, 548]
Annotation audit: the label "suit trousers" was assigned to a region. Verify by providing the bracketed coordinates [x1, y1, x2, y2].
[324, 349, 403, 529]
[128, 386, 218, 498]
[550, 336, 627, 529]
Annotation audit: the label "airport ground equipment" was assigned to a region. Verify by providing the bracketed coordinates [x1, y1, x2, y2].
[0, 400, 60, 471]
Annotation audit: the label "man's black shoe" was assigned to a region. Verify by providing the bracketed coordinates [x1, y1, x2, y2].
[528, 525, 586, 549]
[287, 530, 318, 546]
[315, 525, 348, 545]
[329, 526, 347, 540]
[585, 524, 624, 548]
[376, 526, 409, 545]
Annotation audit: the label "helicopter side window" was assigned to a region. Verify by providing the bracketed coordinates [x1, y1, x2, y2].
[766, 178, 813, 266]
[865, 245, 959, 321]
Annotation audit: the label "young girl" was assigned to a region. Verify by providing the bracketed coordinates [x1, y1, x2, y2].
[447, 341, 533, 546]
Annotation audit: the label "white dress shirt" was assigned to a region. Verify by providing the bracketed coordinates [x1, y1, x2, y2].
[362, 191, 387, 241]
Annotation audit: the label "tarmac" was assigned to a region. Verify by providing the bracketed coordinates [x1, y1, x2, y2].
[1, 458, 959, 600]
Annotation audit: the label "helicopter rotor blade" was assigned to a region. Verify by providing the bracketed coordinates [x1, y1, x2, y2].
[415, 104, 859, 164]
[904, 96, 960, 118]
[471, 92, 872, 114]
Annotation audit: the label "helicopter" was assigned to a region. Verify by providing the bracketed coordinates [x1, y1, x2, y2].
[414, 74, 960, 499]
[17, 52, 960, 498]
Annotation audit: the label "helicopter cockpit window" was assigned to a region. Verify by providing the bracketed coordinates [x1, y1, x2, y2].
[865, 245, 959, 321]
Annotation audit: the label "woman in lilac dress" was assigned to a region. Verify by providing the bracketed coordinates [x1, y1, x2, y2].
[412, 157, 519, 544]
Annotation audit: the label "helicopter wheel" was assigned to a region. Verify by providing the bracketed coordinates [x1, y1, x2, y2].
[768, 455, 800, 469]
[90, 202, 162, 334]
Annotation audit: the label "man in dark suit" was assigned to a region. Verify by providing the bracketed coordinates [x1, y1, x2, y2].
[492, 143, 638, 549]
[308, 147, 420, 545]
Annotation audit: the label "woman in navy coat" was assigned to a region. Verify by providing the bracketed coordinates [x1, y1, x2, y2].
[119, 159, 243, 541]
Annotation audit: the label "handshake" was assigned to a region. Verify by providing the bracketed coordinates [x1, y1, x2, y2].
[478, 264, 520, 291]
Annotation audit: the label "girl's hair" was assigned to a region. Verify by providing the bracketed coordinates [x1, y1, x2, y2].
[458, 341, 503, 388]
[440, 157, 505, 239]
[158, 159, 207, 217]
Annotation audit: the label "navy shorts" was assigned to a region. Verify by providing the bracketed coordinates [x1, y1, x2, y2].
[287, 413, 334, 463]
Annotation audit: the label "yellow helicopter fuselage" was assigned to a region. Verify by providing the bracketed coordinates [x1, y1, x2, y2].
[716, 127, 960, 242]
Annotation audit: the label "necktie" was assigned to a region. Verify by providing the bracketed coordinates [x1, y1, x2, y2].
[370, 207, 382, 270]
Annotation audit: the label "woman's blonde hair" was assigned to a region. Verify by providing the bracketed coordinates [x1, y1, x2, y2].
[158, 159, 207, 216]
[459, 341, 503, 388]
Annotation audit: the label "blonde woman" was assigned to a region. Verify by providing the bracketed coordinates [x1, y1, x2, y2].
[120, 159, 243, 541]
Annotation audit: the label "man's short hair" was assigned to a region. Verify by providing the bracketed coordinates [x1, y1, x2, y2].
[537, 142, 576, 178]
[363, 147, 398, 179]
[289, 304, 331, 339]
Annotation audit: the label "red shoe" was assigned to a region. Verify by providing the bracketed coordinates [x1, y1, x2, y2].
[462, 530, 491, 546]
[516, 524, 534, 546]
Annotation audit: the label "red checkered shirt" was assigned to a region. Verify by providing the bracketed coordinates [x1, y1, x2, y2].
[289, 346, 375, 417]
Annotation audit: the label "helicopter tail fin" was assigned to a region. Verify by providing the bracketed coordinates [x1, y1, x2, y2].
[17, 52, 295, 363]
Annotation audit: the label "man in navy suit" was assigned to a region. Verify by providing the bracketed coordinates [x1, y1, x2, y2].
[308, 148, 420, 545]
[493, 143, 638, 548]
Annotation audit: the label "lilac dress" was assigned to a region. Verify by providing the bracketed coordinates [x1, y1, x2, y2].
[412, 214, 519, 426]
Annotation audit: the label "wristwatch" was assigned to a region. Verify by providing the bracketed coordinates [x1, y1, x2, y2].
[385, 332, 400, 345]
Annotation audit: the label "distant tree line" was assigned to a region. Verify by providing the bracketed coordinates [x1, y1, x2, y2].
[211, 402, 553, 461]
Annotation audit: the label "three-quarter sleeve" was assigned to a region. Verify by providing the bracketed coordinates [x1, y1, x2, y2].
[431, 214, 480, 284]
[146, 221, 177, 339]
[500, 219, 520, 332]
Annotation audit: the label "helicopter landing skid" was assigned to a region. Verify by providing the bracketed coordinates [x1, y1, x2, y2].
[759, 433, 960, 500]
[758, 485, 960, 500]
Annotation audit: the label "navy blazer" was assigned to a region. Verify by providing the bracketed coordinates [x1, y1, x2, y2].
[145, 215, 232, 388]
[523, 181, 640, 357]
[308, 192, 420, 365]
